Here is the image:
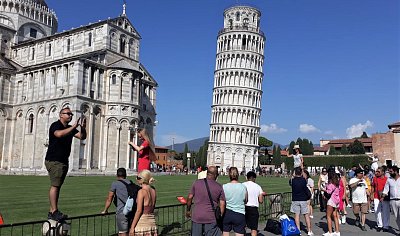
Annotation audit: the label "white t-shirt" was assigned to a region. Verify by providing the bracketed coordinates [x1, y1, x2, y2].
[371, 162, 378, 172]
[349, 177, 368, 203]
[293, 154, 302, 168]
[242, 181, 263, 207]
[307, 178, 315, 198]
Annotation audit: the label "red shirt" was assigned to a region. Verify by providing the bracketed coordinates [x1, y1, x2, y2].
[139, 140, 150, 159]
[373, 176, 388, 199]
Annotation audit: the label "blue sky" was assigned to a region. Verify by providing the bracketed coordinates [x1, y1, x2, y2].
[48, 0, 399, 147]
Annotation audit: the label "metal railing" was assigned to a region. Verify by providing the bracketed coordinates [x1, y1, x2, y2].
[0, 191, 321, 235]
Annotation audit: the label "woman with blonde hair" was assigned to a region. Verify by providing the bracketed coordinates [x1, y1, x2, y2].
[129, 170, 157, 236]
[222, 167, 248, 236]
[129, 128, 156, 172]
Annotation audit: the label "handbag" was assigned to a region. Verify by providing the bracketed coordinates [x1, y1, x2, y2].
[324, 186, 337, 200]
[306, 186, 312, 200]
[204, 179, 223, 223]
[280, 215, 300, 236]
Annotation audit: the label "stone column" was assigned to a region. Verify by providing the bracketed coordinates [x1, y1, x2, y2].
[86, 66, 92, 97]
[94, 68, 99, 99]
[19, 117, 26, 168]
[100, 122, 108, 171]
[0, 73, 3, 102]
[115, 123, 121, 169]
[126, 125, 130, 170]
[0, 116, 8, 169]
[85, 109, 94, 170]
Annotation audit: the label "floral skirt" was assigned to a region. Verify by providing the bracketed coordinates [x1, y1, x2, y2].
[135, 214, 158, 236]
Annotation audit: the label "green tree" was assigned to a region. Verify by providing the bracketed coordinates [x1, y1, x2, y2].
[340, 144, 349, 155]
[197, 139, 209, 168]
[329, 145, 337, 155]
[272, 146, 282, 166]
[259, 136, 273, 156]
[349, 139, 365, 154]
[184, 143, 189, 153]
[288, 141, 296, 155]
[360, 132, 369, 138]
[258, 155, 268, 165]
[288, 138, 314, 155]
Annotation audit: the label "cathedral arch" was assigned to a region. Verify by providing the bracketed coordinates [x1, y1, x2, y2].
[0, 14, 15, 29]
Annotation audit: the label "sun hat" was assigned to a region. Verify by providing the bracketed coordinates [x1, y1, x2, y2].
[293, 144, 300, 149]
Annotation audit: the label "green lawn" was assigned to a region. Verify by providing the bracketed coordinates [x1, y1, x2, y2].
[0, 174, 292, 224]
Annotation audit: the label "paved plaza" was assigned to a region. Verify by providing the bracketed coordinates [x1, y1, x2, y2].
[246, 208, 399, 236]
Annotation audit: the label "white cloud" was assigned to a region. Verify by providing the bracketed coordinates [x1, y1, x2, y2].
[156, 134, 191, 147]
[324, 130, 333, 135]
[299, 124, 320, 133]
[260, 123, 288, 133]
[346, 120, 374, 138]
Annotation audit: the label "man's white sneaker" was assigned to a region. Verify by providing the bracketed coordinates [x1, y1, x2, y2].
[347, 204, 352, 208]
[333, 232, 341, 236]
[322, 233, 331, 236]
[307, 231, 314, 236]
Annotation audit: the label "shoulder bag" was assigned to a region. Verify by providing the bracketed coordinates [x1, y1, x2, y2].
[204, 179, 223, 223]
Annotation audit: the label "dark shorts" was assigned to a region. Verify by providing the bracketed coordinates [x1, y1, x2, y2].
[45, 160, 68, 187]
[222, 209, 246, 234]
[116, 213, 132, 233]
[245, 206, 259, 230]
[191, 221, 221, 236]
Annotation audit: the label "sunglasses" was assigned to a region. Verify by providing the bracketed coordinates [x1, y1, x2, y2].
[136, 176, 142, 180]
[62, 112, 74, 116]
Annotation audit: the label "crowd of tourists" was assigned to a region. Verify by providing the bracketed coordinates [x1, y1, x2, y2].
[290, 146, 400, 236]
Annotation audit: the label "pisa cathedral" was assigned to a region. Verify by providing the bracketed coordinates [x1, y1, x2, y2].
[207, 6, 265, 173]
[0, 0, 157, 173]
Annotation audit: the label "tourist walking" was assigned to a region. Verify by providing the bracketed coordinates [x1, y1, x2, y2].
[243, 171, 265, 236]
[222, 167, 248, 236]
[349, 168, 369, 231]
[318, 168, 328, 212]
[338, 170, 349, 224]
[383, 166, 400, 232]
[102, 168, 140, 236]
[45, 107, 86, 221]
[129, 128, 155, 172]
[290, 167, 314, 236]
[186, 166, 225, 236]
[372, 167, 390, 232]
[322, 170, 341, 236]
[304, 170, 314, 219]
[129, 170, 157, 236]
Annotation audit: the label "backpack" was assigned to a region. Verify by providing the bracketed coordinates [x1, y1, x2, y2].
[117, 180, 140, 216]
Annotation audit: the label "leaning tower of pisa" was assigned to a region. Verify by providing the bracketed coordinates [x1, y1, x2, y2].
[207, 5, 265, 173]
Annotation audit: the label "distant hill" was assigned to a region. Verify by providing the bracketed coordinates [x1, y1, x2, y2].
[166, 138, 288, 153]
[166, 137, 209, 152]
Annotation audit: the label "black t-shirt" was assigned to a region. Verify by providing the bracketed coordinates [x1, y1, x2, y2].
[45, 120, 79, 164]
[291, 177, 308, 201]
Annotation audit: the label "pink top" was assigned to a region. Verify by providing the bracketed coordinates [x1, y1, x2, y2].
[326, 183, 341, 205]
